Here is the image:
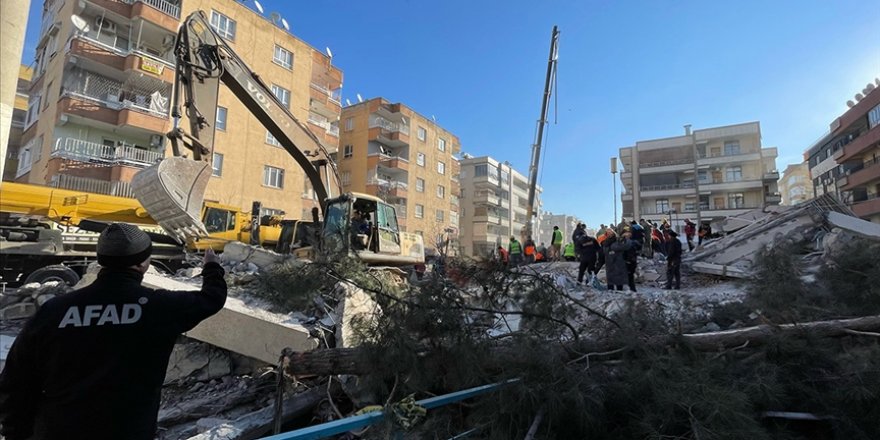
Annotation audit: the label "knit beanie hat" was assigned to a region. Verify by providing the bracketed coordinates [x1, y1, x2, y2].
[97, 223, 153, 268]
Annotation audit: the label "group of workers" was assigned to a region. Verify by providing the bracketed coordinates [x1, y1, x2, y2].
[498, 218, 696, 291]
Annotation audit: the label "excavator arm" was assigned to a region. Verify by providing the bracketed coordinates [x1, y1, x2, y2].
[132, 11, 338, 240]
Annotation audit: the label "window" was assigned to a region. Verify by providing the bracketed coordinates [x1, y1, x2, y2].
[436, 185, 446, 198]
[474, 164, 488, 177]
[212, 153, 223, 176]
[42, 81, 52, 111]
[415, 204, 424, 218]
[435, 209, 445, 222]
[438, 138, 446, 152]
[728, 193, 745, 209]
[343, 144, 353, 158]
[210, 11, 237, 40]
[724, 140, 741, 156]
[204, 207, 235, 233]
[417, 126, 426, 141]
[655, 199, 670, 213]
[345, 118, 353, 131]
[341, 171, 351, 185]
[416, 153, 425, 166]
[416, 178, 425, 192]
[869, 103, 880, 129]
[25, 94, 40, 129]
[437, 161, 446, 175]
[270, 84, 291, 109]
[263, 165, 284, 188]
[266, 131, 280, 146]
[726, 166, 743, 182]
[260, 207, 285, 217]
[216, 106, 227, 131]
[273, 45, 293, 69]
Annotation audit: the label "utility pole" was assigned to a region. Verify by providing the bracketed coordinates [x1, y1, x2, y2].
[687, 125, 702, 237]
[524, 26, 560, 239]
[610, 157, 618, 225]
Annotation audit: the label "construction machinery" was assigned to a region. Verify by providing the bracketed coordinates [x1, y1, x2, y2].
[0, 182, 299, 286]
[131, 11, 424, 266]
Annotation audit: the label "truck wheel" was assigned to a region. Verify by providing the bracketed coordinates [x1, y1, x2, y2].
[24, 265, 80, 286]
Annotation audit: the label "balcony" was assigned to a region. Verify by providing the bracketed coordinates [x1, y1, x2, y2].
[697, 151, 761, 166]
[840, 156, 880, 191]
[639, 183, 696, 197]
[837, 125, 880, 163]
[851, 196, 880, 219]
[474, 190, 501, 206]
[309, 82, 342, 118]
[366, 179, 408, 198]
[51, 137, 163, 167]
[50, 174, 136, 198]
[126, 0, 180, 31]
[368, 116, 410, 147]
[67, 36, 175, 84]
[765, 193, 782, 204]
[367, 153, 409, 173]
[763, 171, 780, 181]
[473, 174, 501, 187]
[638, 157, 694, 174]
[699, 179, 764, 192]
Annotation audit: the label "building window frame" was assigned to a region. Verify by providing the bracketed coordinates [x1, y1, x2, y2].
[437, 161, 446, 175]
[869, 103, 880, 129]
[655, 199, 670, 214]
[212, 153, 224, 177]
[724, 140, 741, 156]
[341, 171, 351, 185]
[263, 165, 285, 188]
[437, 185, 445, 198]
[435, 209, 445, 222]
[266, 131, 280, 146]
[416, 178, 425, 192]
[438, 137, 446, 152]
[417, 126, 427, 141]
[273, 45, 293, 70]
[210, 10, 237, 41]
[343, 144, 353, 158]
[344, 117, 353, 131]
[726, 166, 743, 182]
[216, 106, 227, 131]
[415, 204, 424, 219]
[728, 192, 745, 209]
[270, 84, 291, 109]
[416, 153, 426, 167]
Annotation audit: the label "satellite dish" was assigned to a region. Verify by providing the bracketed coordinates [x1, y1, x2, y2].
[254, 0, 264, 14]
[847, 100, 855, 108]
[855, 93, 864, 101]
[281, 18, 290, 31]
[356, 93, 363, 103]
[71, 14, 90, 33]
[325, 47, 333, 58]
[431, 115, 437, 122]
[345, 99, 352, 106]
[269, 11, 281, 25]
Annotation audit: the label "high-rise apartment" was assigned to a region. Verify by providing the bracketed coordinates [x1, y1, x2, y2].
[779, 162, 811, 206]
[457, 156, 542, 259]
[2, 65, 32, 181]
[619, 122, 779, 232]
[805, 79, 880, 223]
[337, 98, 460, 254]
[536, 211, 582, 248]
[17, 0, 342, 219]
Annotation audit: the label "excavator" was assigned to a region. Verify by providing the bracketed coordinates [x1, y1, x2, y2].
[131, 11, 424, 266]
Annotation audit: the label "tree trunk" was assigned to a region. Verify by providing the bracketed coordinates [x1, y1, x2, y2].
[285, 315, 880, 376]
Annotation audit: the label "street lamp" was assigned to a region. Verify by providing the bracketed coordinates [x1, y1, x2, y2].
[610, 157, 618, 226]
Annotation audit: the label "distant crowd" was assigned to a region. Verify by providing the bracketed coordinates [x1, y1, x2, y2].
[497, 218, 712, 291]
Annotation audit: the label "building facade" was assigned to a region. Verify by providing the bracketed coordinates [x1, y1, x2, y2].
[337, 98, 460, 255]
[805, 79, 880, 223]
[779, 162, 811, 206]
[17, 0, 341, 219]
[457, 156, 542, 259]
[536, 211, 582, 248]
[619, 122, 779, 232]
[2, 65, 32, 181]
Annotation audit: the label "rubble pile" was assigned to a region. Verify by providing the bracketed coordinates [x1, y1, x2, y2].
[0, 281, 71, 324]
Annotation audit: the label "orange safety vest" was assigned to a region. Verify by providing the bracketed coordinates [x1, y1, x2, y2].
[524, 245, 535, 256]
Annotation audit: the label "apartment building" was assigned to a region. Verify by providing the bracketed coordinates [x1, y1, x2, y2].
[619, 122, 779, 232]
[536, 211, 582, 247]
[337, 98, 460, 255]
[805, 79, 880, 223]
[17, 0, 342, 219]
[779, 162, 811, 206]
[457, 156, 542, 259]
[2, 65, 32, 181]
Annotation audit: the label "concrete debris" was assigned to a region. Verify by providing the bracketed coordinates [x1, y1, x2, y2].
[165, 341, 233, 384]
[0, 302, 36, 320]
[685, 194, 869, 278]
[221, 241, 296, 273]
[0, 281, 70, 322]
[335, 281, 382, 348]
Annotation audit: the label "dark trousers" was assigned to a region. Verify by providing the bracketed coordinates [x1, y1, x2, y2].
[595, 252, 606, 273]
[608, 284, 623, 291]
[686, 236, 695, 251]
[665, 262, 681, 289]
[577, 258, 596, 283]
[626, 261, 637, 292]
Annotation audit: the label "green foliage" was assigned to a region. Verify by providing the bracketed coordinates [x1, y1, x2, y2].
[820, 240, 880, 316]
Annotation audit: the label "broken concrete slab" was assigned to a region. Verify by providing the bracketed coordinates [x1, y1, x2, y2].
[221, 241, 295, 272]
[0, 302, 36, 320]
[690, 262, 749, 279]
[165, 341, 233, 384]
[335, 281, 382, 348]
[826, 211, 880, 239]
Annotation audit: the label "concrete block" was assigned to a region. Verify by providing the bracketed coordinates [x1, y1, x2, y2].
[221, 241, 292, 272]
[0, 302, 36, 320]
[827, 212, 880, 239]
[335, 282, 382, 348]
[165, 342, 233, 384]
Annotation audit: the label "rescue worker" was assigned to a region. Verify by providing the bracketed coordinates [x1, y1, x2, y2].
[596, 224, 607, 239]
[550, 226, 564, 261]
[562, 242, 577, 261]
[0, 223, 227, 440]
[572, 223, 587, 259]
[536, 242, 547, 263]
[497, 245, 509, 265]
[523, 236, 536, 264]
[595, 228, 616, 274]
[622, 228, 638, 292]
[508, 236, 523, 267]
[604, 231, 629, 291]
[629, 220, 645, 253]
[576, 233, 601, 284]
[664, 229, 683, 290]
[684, 219, 696, 251]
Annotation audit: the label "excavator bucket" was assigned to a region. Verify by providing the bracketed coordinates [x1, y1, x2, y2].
[131, 157, 211, 241]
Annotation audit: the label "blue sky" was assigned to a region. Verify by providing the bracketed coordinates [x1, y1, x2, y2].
[21, 0, 880, 228]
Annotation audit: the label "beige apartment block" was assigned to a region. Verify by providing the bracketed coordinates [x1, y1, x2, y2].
[619, 122, 779, 232]
[779, 162, 811, 205]
[457, 156, 542, 259]
[337, 98, 460, 255]
[17, 0, 341, 219]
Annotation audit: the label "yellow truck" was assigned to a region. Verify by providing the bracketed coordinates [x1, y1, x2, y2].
[0, 182, 303, 286]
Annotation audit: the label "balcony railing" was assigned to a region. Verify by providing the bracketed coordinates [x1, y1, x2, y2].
[69, 34, 175, 67]
[367, 178, 408, 190]
[61, 67, 170, 118]
[124, 0, 181, 19]
[50, 174, 136, 198]
[310, 82, 342, 106]
[51, 137, 164, 166]
[369, 116, 410, 135]
[308, 113, 339, 136]
[640, 158, 693, 168]
[639, 183, 696, 191]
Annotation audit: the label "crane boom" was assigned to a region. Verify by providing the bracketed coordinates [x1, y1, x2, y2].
[524, 26, 559, 239]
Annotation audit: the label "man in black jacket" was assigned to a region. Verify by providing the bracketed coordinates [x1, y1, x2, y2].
[664, 229, 683, 290]
[0, 223, 227, 440]
[576, 233, 600, 285]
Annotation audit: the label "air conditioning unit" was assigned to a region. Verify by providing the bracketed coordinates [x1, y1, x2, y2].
[94, 16, 116, 33]
[149, 134, 164, 148]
